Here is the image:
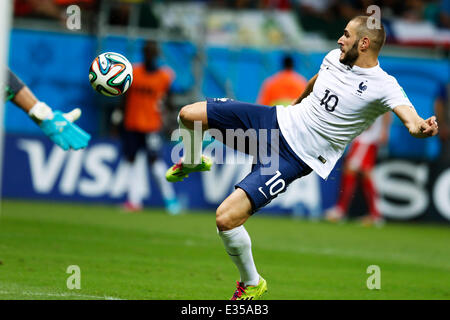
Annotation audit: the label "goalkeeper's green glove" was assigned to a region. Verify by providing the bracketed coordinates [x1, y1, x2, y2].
[28, 102, 91, 150]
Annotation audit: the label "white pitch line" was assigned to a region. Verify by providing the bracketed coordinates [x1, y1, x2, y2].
[0, 290, 123, 300]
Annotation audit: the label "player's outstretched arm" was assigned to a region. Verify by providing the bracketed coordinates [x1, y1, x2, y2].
[393, 105, 439, 138]
[292, 73, 318, 105]
[8, 70, 91, 150]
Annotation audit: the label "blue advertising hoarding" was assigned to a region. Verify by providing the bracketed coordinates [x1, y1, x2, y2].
[2, 133, 449, 222]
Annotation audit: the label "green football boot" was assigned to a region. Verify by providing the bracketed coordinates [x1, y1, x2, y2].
[165, 155, 212, 182]
[230, 277, 268, 300]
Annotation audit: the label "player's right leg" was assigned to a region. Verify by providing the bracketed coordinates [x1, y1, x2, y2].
[178, 101, 209, 130]
[166, 98, 279, 183]
[166, 101, 212, 182]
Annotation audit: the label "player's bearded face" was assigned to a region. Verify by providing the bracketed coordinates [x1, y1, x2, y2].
[340, 39, 360, 66]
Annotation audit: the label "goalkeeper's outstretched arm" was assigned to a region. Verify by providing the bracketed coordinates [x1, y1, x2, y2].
[10, 80, 41, 116]
[6, 68, 52, 120]
[5, 68, 91, 150]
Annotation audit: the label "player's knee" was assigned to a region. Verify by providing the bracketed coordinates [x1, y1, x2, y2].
[179, 102, 206, 127]
[179, 103, 198, 122]
[178, 105, 191, 123]
[216, 206, 236, 231]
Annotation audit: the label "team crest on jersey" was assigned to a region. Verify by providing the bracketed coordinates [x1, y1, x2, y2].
[356, 81, 368, 96]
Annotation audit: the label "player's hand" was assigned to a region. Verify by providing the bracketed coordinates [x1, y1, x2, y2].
[419, 116, 439, 137]
[29, 102, 91, 150]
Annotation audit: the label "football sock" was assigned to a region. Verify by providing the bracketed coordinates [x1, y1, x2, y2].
[151, 159, 175, 200]
[178, 114, 203, 167]
[362, 175, 381, 218]
[218, 226, 260, 287]
[336, 171, 358, 213]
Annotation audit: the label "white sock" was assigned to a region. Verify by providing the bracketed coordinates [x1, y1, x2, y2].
[151, 160, 175, 200]
[218, 226, 260, 287]
[178, 114, 203, 167]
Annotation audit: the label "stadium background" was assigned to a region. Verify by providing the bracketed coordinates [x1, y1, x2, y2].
[3, 0, 449, 222]
[0, 0, 449, 302]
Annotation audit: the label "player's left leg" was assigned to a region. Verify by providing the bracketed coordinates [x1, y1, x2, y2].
[219, 143, 312, 299]
[216, 188, 267, 300]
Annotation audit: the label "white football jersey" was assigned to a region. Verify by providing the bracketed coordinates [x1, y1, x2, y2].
[355, 115, 384, 145]
[276, 49, 413, 179]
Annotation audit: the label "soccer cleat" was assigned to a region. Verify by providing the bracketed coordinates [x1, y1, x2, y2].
[230, 277, 268, 300]
[165, 155, 212, 182]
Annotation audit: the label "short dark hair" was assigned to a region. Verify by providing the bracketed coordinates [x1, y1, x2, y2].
[351, 16, 386, 52]
[282, 55, 294, 70]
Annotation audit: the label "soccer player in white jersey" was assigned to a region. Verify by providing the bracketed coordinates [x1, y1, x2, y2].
[165, 16, 439, 300]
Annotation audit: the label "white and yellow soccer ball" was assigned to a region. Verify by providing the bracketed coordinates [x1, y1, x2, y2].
[89, 52, 133, 96]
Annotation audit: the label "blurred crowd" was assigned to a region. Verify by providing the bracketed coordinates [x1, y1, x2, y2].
[14, 0, 96, 20]
[14, 0, 450, 35]
[293, 0, 450, 42]
[209, 0, 450, 29]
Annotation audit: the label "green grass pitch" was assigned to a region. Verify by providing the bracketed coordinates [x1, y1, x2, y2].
[0, 199, 449, 300]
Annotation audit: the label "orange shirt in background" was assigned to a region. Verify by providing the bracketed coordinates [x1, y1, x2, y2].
[257, 70, 307, 106]
[124, 64, 174, 132]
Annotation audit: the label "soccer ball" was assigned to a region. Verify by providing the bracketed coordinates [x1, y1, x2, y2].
[89, 52, 133, 97]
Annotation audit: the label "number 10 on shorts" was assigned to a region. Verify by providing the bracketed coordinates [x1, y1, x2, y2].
[258, 170, 286, 199]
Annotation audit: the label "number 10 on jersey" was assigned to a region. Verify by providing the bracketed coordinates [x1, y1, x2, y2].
[320, 89, 339, 112]
[258, 170, 286, 200]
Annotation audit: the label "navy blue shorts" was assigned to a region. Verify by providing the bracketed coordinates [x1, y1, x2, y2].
[206, 98, 312, 213]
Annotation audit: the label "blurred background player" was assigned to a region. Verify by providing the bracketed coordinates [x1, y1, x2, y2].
[257, 54, 307, 107]
[5, 68, 90, 150]
[114, 40, 181, 214]
[325, 113, 391, 226]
